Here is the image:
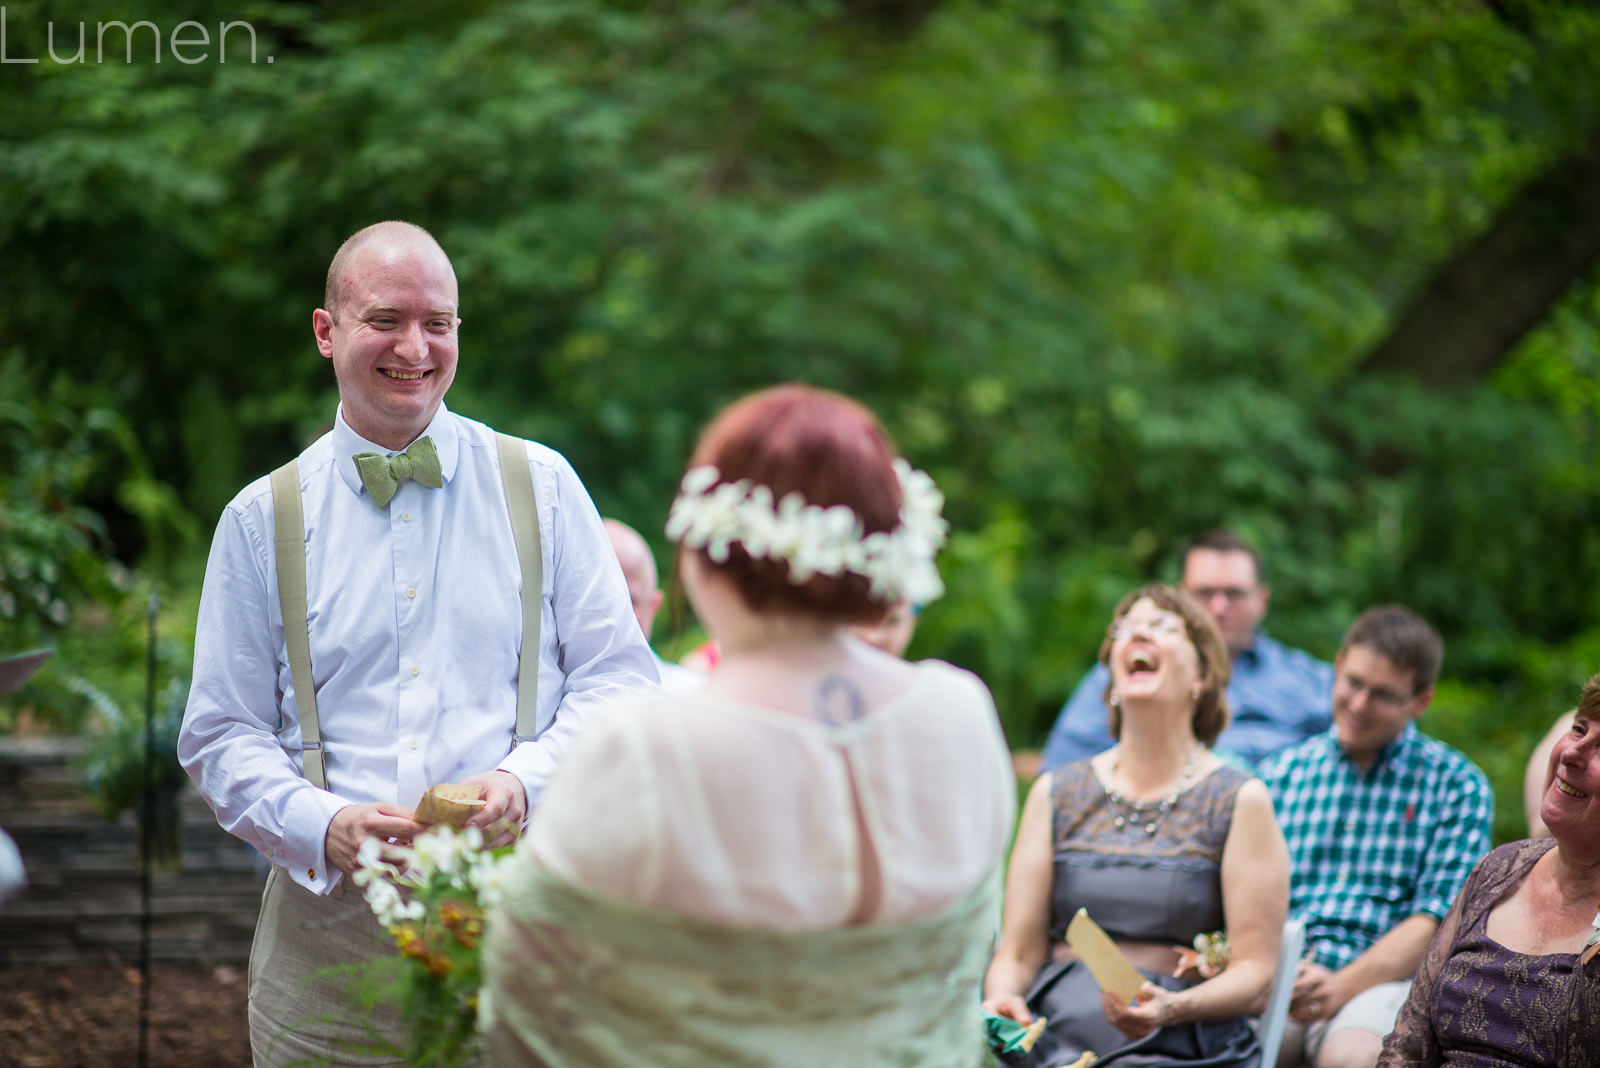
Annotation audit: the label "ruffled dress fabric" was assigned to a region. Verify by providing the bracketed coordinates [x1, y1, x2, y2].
[480, 860, 999, 1067]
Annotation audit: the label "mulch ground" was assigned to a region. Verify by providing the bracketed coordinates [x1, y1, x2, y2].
[0, 960, 251, 1068]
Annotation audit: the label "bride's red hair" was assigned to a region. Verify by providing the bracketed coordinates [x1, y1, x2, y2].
[685, 384, 903, 623]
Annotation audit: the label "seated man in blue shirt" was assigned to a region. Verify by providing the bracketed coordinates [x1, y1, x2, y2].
[1260, 606, 1492, 1068]
[1041, 530, 1332, 772]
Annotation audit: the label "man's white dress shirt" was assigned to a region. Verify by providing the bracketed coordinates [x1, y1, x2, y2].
[653, 653, 705, 695]
[180, 405, 657, 894]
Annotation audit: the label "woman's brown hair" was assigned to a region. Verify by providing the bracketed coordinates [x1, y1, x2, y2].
[1097, 583, 1232, 746]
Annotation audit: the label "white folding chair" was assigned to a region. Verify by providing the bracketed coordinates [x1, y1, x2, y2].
[1256, 918, 1306, 1068]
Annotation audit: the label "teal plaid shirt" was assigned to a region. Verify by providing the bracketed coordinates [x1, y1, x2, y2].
[1259, 723, 1493, 971]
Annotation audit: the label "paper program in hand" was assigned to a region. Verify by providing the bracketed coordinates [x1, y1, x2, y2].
[1065, 907, 1145, 1004]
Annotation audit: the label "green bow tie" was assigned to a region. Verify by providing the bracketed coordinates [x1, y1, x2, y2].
[352, 435, 444, 509]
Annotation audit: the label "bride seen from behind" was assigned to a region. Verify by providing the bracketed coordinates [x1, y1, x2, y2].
[480, 384, 1016, 1067]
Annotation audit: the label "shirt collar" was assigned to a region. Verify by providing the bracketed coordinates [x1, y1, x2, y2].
[1328, 720, 1419, 773]
[332, 403, 459, 498]
[1234, 631, 1267, 669]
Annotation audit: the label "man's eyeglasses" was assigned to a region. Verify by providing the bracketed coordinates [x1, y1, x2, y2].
[1184, 586, 1256, 604]
[1110, 616, 1186, 641]
[1337, 674, 1416, 710]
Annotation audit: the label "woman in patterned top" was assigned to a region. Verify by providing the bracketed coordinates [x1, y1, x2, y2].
[983, 585, 1289, 1067]
[1377, 675, 1600, 1068]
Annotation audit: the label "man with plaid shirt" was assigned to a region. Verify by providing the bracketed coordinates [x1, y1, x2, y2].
[1259, 606, 1491, 1068]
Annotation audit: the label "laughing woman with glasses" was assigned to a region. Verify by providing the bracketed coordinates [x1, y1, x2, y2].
[983, 584, 1289, 1068]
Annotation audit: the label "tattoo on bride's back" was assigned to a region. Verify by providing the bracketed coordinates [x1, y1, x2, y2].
[816, 675, 868, 727]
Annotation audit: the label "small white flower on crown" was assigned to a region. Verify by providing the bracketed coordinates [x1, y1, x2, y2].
[665, 457, 949, 605]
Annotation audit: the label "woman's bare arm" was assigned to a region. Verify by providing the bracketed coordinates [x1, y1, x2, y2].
[982, 773, 1056, 1022]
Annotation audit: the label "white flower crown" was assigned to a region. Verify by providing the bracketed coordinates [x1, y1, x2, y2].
[665, 458, 948, 605]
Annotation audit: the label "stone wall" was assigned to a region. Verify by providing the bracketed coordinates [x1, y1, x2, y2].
[0, 738, 265, 966]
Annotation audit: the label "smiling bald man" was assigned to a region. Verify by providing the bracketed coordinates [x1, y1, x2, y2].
[179, 221, 657, 1066]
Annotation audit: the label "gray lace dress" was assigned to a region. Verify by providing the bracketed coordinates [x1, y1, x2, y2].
[1009, 761, 1260, 1068]
[1377, 838, 1600, 1068]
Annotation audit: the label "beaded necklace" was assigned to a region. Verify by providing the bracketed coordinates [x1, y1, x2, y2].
[1105, 746, 1202, 836]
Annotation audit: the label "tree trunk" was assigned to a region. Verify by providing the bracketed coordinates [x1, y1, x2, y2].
[1356, 121, 1600, 385]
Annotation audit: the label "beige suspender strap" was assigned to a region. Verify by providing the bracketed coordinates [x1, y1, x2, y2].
[497, 432, 543, 745]
[269, 460, 328, 791]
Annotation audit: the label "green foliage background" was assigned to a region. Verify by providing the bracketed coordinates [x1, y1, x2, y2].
[3, 0, 1599, 844]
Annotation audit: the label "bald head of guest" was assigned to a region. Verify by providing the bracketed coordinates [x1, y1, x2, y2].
[605, 518, 664, 639]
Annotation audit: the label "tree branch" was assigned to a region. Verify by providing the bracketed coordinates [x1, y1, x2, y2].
[1355, 120, 1600, 385]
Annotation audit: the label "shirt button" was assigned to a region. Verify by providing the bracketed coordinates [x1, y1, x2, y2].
[307, 868, 315, 880]
[401, 511, 412, 522]
[409, 738, 420, 750]
[410, 665, 420, 676]
[406, 588, 416, 599]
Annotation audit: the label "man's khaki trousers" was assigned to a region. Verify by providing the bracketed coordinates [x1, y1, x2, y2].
[248, 866, 405, 1068]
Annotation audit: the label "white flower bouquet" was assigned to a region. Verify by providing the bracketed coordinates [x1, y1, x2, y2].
[352, 824, 515, 1067]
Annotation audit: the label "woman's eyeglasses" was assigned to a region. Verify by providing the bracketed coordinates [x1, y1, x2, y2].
[1110, 616, 1186, 641]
